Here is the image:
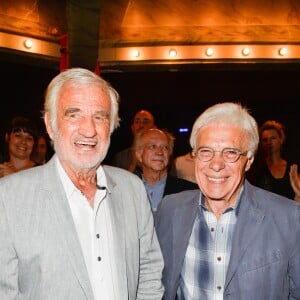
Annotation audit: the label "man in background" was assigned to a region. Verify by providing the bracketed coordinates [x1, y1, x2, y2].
[111, 109, 156, 173]
[135, 128, 198, 213]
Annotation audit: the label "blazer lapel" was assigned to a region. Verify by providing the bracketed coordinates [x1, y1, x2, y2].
[224, 184, 265, 289]
[44, 156, 94, 299]
[172, 193, 199, 279]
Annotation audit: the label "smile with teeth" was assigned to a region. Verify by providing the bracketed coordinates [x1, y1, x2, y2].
[17, 146, 27, 151]
[207, 176, 226, 183]
[75, 141, 96, 148]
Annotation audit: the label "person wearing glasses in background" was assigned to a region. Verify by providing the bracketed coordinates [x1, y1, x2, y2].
[111, 109, 156, 174]
[155, 102, 300, 300]
[134, 128, 198, 214]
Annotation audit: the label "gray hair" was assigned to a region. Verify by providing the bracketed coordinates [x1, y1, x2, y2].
[43, 68, 120, 133]
[189, 102, 259, 156]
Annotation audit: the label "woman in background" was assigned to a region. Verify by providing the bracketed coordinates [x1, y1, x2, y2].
[31, 131, 53, 165]
[247, 119, 298, 200]
[0, 116, 38, 177]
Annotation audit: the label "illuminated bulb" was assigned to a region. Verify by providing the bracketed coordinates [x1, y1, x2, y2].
[205, 48, 214, 57]
[242, 47, 250, 56]
[23, 39, 33, 49]
[131, 49, 140, 58]
[169, 49, 177, 58]
[278, 47, 288, 56]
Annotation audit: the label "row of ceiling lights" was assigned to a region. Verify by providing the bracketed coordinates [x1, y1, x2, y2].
[129, 46, 290, 59]
[100, 44, 300, 63]
[10, 38, 300, 59]
[1, 34, 299, 62]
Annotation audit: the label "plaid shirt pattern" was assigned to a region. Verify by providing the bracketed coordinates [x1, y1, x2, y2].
[178, 196, 239, 300]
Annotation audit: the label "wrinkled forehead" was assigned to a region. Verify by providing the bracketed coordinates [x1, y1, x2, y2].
[197, 123, 248, 146]
[143, 131, 168, 143]
[58, 83, 111, 109]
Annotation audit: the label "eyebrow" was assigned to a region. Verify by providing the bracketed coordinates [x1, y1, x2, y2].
[64, 107, 80, 116]
[64, 108, 110, 118]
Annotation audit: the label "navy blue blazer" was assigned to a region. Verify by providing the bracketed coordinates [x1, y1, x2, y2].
[155, 180, 300, 300]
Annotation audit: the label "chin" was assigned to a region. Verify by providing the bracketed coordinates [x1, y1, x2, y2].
[73, 159, 101, 170]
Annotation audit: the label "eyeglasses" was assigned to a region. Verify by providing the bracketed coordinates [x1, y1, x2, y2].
[145, 144, 170, 152]
[192, 147, 248, 163]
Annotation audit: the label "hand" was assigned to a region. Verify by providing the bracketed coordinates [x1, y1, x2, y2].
[0, 162, 17, 178]
[289, 164, 300, 202]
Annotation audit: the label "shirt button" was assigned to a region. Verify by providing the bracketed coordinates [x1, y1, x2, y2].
[217, 256, 222, 261]
[210, 227, 215, 232]
[97, 256, 101, 261]
[96, 234, 100, 238]
[217, 286, 222, 291]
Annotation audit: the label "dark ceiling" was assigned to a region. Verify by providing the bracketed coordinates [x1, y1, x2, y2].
[1, 0, 300, 71]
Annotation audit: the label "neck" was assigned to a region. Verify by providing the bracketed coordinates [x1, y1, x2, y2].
[265, 153, 285, 165]
[65, 166, 98, 208]
[142, 168, 167, 187]
[205, 198, 235, 220]
[9, 157, 34, 171]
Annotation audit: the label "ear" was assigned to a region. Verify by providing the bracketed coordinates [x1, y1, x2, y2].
[131, 123, 135, 134]
[135, 149, 143, 164]
[44, 112, 54, 141]
[245, 155, 254, 172]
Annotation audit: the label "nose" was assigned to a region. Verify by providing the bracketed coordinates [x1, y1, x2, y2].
[79, 116, 97, 137]
[154, 146, 163, 155]
[208, 152, 225, 171]
[19, 136, 28, 144]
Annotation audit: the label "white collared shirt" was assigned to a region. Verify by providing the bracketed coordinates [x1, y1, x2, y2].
[56, 157, 118, 299]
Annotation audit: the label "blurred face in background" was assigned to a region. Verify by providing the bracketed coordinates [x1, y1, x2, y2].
[260, 129, 283, 156]
[7, 129, 35, 161]
[31, 136, 48, 164]
[136, 129, 170, 173]
[131, 110, 155, 135]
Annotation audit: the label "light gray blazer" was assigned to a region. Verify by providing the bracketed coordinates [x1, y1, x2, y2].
[0, 155, 164, 299]
[155, 180, 300, 300]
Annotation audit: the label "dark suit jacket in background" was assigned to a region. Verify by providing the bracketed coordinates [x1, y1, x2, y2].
[163, 174, 198, 197]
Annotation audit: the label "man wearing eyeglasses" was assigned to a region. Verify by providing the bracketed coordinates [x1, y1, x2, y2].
[155, 102, 300, 300]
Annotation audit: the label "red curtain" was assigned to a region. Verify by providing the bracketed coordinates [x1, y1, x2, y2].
[58, 34, 69, 72]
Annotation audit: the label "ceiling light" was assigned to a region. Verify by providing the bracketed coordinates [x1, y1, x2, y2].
[242, 47, 250, 56]
[131, 49, 140, 58]
[23, 39, 33, 49]
[169, 49, 177, 58]
[278, 47, 288, 56]
[205, 47, 214, 57]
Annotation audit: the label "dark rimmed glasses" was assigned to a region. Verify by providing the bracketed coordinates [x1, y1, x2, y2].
[192, 147, 248, 163]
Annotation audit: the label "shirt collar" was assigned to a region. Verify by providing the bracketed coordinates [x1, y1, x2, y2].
[141, 173, 167, 188]
[199, 185, 244, 215]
